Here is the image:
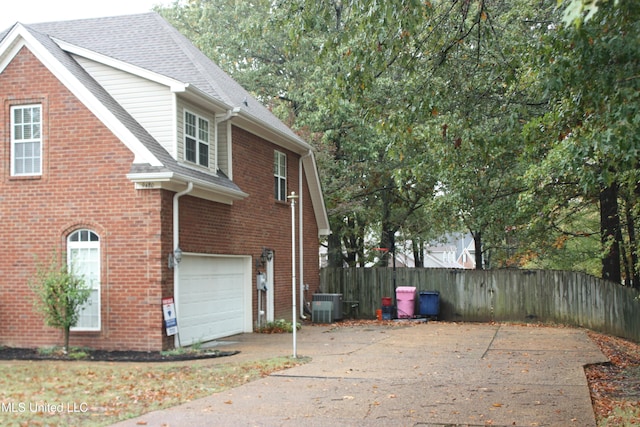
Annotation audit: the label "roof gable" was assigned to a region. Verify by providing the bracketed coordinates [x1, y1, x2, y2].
[26, 13, 310, 151]
[0, 23, 163, 167]
[0, 13, 329, 231]
[0, 18, 248, 203]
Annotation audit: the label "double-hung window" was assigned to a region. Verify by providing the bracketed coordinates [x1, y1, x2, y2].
[68, 229, 101, 331]
[274, 150, 287, 201]
[11, 104, 42, 176]
[184, 111, 209, 167]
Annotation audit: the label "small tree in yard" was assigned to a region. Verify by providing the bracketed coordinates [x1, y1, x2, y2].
[30, 255, 91, 354]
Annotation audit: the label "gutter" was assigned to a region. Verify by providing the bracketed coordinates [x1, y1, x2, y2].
[173, 182, 193, 347]
[215, 106, 241, 123]
[299, 151, 313, 319]
[232, 108, 313, 154]
[215, 107, 241, 180]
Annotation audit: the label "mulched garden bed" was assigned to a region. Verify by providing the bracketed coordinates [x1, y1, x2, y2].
[585, 331, 640, 424]
[0, 346, 239, 362]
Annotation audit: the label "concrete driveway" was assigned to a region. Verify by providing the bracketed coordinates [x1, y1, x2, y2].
[111, 322, 607, 427]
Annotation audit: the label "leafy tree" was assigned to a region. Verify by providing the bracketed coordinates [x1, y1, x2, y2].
[283, 0, 555, 268]
[30, 254, 91, 353]
[159, 0, 384, 267]
[522, 0, 640, 285]
[159, 0, 639, 282]
[519, 198, 602, 276]
[560, 0, 621, 25]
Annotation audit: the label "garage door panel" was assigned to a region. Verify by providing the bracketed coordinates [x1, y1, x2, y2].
[178, 256, 250, 346]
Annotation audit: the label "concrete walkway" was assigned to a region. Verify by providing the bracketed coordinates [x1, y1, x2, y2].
[111, 322, 607, 427]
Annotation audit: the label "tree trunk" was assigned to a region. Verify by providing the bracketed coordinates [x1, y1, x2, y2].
[629, 182, 640, 289]
[327, 223, 344, 268]
[620, 239, 631, 287]
[473, 231, 483, 270]
[378, 181, 396, 267]
[599, 182, 622, 284]
[412, 238, 424, 268]
[64, 327, 70, 354]
[379, 227, 394, 267]
[343, 215, 365, 267]
[628, 214, 639, 288]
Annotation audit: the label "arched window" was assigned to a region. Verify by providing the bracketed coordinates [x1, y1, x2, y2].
[67, 229, 100, 331]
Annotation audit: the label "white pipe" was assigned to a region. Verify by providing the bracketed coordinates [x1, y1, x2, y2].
[215, 108, 240, 179]
[288, 191, 298, 358]
[173, 182, 193, 250]
[215, 106, 240, 124]
[298, 151, 312, 319]
[173, 181, 193, 347]
[258, 287, 262, 329]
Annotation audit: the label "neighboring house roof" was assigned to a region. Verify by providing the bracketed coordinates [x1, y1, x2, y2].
[424, 257, 464, 269]
[0, 13, 330, 235]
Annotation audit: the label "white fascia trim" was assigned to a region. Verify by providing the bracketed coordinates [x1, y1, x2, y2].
[181, 84, 231, 112]
[55, 38, 187, 92]
[127, 171, 249, 201]
[126, 171, 175, 182]
[1, 26, 162, 166]
[301, 152, 331, 236]
[0, 26, 33, 72]
[233, 111, 312, 154]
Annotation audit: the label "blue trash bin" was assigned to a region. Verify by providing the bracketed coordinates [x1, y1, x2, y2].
[381, 305, 393, 320]
[419, 291, 440, 318]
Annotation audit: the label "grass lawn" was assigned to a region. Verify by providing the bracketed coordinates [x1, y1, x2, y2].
[0, 356, 306, 426]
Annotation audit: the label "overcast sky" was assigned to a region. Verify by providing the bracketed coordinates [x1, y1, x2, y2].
[2, 0, 171, 31]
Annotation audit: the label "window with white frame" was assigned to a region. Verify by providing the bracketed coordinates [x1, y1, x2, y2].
[184, 110, 209, 167]
[11, 104, 42, 176]
[274, 150, 287, 201]
[67, 229, 101, 331]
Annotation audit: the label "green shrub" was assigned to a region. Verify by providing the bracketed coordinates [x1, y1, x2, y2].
[29, 253, 91, 354]
[256, 319, 301, 334]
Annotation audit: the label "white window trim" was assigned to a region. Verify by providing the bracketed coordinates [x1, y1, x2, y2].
[274, 150, 287, 201]
[10, 104, 42, 176]
[67, 229, 101, 332]
[184, 109, 211, 169]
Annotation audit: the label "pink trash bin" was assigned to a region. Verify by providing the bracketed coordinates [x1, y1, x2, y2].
[396, 286, 417, 318]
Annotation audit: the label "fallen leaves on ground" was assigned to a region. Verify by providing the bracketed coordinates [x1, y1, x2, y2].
[0, 357, 305, 427]
[586, 331, 640, 426]
[326, 319, 419, 328]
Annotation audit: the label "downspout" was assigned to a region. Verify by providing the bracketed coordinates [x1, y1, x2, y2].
[215, 107, 240, 178]
[215, 106, 241, 123]
[299, 151, 313, 319]
[173, 181, 193, 347]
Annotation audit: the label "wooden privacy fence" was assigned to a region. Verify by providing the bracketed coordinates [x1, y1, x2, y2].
[319, 268, 640, 343]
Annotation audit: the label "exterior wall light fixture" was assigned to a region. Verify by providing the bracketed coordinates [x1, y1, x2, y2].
[168, 247, 183, 269]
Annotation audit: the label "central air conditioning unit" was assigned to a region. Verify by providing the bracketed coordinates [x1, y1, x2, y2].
[312, 293, 343, 321]
[312, 300, 333, 324]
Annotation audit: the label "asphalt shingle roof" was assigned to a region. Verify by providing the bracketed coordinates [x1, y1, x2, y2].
[27, 13, 304, 144]
[1, 13, 308, 193]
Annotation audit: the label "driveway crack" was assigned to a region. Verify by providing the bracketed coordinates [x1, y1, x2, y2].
[481, 324, 501, 359]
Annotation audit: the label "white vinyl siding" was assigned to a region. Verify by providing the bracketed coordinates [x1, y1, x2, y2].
[176, 99, 216, 172]
[73, 56, 174, 155]
[74, 56, 221, 174]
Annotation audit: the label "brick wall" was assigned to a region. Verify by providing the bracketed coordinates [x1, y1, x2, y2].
[177, 126, 321, 321]
[0, 47, 166, 351]
[0, 46, 323, 352]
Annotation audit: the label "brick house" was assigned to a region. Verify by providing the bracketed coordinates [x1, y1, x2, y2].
[0, 13, 330, 351]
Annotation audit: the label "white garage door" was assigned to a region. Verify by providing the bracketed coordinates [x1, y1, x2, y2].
[177, 255, 251, 346]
